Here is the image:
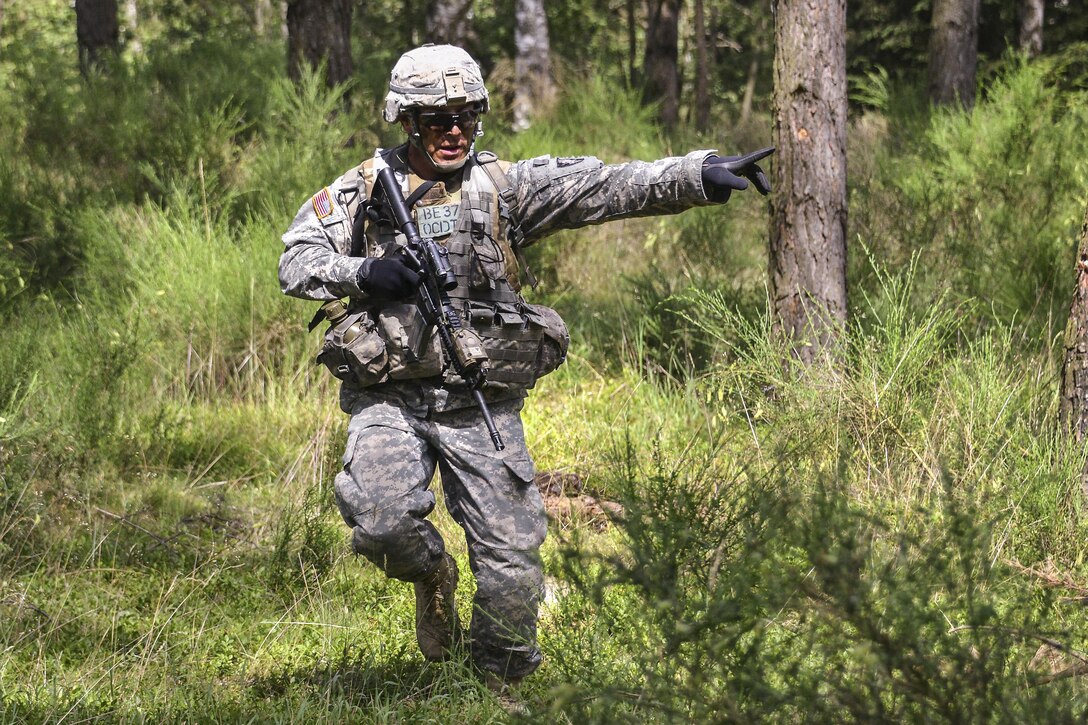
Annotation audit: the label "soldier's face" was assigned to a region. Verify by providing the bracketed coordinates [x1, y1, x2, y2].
[402, 103, 478, 175]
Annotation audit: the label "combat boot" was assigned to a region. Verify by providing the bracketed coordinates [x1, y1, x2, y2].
[414, 552, 460, 661]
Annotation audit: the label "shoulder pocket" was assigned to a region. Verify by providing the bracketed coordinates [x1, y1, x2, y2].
[551, 156, 603, 180]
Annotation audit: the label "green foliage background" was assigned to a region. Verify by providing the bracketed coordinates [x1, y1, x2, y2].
[3, 1, 1088, 722]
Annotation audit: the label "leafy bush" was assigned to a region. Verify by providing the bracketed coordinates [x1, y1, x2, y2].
[555, 442, 1087, 722]
[854, 53, 1088, 328]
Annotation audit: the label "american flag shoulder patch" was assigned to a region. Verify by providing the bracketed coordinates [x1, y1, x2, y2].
[312, 187, 334, 219]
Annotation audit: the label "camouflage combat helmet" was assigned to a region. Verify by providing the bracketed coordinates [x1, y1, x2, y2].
[383, 44, 490, 123]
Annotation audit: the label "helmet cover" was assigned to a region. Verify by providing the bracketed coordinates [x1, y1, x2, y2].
[383, 44, 490, 123]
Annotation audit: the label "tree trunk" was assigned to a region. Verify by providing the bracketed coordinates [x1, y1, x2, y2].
[254, 0, 289, 39]
[928, 0, 979, 109]
[1017, 0, 1043, 58]
[1060, 202, 1088, 497]
[75, 0, 120, 76]
[739, 58, 758, 125]
[255, 0, 273, 34]
[627, 0, 638, 89]
[425, 0, 475, 47]
[124, 0, 140, 54]
[770, 0, 848, 365]
[739, 11, 769, 126]
[513, 0, 554, 131]
[693, 0, 708, 132]
[643, 0, 681, 127]
[286, 0, 354, 90]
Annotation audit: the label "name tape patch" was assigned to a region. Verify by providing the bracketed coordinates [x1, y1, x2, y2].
[416, 202, 459, 238]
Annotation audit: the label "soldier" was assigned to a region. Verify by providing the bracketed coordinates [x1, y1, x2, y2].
[278, 44, 770, 695]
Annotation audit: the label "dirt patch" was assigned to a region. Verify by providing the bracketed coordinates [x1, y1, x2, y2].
[534, 471, 623, 532]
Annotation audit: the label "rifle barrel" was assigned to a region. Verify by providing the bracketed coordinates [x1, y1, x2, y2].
[474, 389, 504, 451]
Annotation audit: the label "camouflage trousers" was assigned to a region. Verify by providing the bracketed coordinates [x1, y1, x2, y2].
[332, 391, 548, 679]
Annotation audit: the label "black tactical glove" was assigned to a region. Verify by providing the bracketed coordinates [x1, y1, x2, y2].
[356, 257, 422, 300]
[702, 147, 774, 203]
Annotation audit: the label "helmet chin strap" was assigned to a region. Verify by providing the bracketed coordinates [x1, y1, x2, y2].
[405, 115, 482, 175]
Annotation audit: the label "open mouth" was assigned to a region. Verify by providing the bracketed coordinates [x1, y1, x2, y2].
[436, 146, 465, 160]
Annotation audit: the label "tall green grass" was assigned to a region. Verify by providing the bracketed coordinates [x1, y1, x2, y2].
[541, 256, 1088, 722]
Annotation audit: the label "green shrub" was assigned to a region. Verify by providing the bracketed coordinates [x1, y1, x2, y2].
[855, 53, 1088, 328]
[553, 437, 1088, 722]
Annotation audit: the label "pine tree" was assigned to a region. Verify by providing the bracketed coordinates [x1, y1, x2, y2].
[770, 0, 849, 364]
[286, 0, 354, 90]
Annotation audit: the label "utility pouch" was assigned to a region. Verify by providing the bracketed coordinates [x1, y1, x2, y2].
[378, 303, 445, 380]
[468, 234, 507, 290]
[458, 205, 506, 289]
[526, 303, 570, 379]
[446, 235, 508, 292]
[315, 305, 389, 387]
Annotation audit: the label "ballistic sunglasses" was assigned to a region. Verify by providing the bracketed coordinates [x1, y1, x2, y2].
[416, 106, 482, 133]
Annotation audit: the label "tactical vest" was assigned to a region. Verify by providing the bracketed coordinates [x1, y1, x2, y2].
[316, 147, 568, 390]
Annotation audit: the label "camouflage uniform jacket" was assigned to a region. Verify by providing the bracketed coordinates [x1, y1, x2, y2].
[279, 147, 718, 411]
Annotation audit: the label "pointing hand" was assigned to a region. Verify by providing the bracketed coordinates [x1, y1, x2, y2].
[702, 146, 774, 202]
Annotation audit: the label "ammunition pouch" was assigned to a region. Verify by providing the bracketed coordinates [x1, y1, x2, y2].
[453, 300, 569, 389]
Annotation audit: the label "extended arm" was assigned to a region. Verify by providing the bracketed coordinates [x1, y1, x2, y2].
[509, 150, 713, 243]
[507, 147, 773, 245]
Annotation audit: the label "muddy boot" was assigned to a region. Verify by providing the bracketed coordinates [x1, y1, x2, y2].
[414, 552, 460, 661]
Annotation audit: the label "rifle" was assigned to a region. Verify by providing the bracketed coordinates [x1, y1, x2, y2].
[375, 167, 505, 451]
